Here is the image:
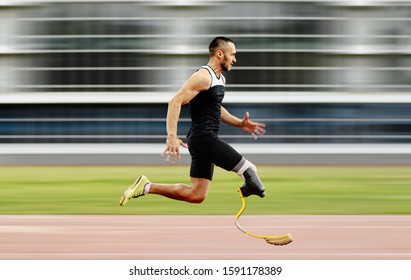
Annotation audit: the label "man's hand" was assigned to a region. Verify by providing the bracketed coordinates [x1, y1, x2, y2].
[161, 134, 188, 164]
[240, 112, 266, 140]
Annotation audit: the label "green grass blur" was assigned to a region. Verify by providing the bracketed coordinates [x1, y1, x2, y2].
[0, 165, 410, 215]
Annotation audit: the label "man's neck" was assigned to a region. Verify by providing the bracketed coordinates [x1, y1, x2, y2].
[207, 60, 222, 78]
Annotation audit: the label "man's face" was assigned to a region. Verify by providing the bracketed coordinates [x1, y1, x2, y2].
[220, 42, 237, 72]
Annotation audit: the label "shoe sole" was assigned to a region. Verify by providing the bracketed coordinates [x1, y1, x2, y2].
[119, 175, 144, 206]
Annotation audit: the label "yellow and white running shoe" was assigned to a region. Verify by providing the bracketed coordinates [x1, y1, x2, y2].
[119, 175, 150, 206]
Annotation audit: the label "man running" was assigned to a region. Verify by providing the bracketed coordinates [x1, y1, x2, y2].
[120, 36, 266, 206]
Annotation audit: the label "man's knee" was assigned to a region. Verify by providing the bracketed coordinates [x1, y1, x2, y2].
[187, 193, 207, 204]
[188, 179, 210, 204]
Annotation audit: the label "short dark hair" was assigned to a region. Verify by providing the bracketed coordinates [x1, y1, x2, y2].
[208, 36, 234, 56]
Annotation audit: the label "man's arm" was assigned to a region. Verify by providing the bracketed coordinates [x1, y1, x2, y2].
[162, 69, 210, 163]
[221, 106, 266, 140]
[220, 106, 242, 127]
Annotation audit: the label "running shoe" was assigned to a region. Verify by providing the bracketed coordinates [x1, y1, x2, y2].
[119, 175, 150, 206]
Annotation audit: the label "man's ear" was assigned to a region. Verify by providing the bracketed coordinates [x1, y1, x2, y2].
[216, 49, 223, 59]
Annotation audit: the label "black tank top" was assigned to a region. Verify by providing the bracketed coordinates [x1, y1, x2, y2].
[187, 65, 225, 139]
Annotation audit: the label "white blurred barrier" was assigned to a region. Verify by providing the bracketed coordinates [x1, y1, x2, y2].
[2, 143, 411, 154]
[1, 143, 411, 165]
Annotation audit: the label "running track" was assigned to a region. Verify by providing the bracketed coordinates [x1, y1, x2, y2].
[1, 215, 411, 260]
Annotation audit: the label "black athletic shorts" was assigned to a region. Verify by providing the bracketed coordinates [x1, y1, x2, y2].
[188, 134, 242, 181]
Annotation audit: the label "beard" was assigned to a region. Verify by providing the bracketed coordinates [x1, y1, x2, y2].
[221, 55, 231, 72]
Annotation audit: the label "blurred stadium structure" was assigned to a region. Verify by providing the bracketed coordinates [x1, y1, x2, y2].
[1, 0, 411, 165]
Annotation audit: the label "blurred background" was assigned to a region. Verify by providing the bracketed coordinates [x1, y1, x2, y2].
[1, 0, 411, 165]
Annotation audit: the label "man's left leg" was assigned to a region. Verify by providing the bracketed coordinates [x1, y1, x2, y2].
[148, 177, 211, 203]
[120, 176, 211, 206]
[120, 142, 214, 206]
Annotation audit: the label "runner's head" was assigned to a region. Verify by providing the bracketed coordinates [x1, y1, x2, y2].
[209, 36, 236, 72]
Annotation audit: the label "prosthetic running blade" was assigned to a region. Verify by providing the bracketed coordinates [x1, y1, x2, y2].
[235, 187, 293, 246]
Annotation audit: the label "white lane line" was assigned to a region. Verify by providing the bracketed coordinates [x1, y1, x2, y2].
[1, 252, 411, 257]
[1, 225, 411, 232]
[4, 218, 411, 223]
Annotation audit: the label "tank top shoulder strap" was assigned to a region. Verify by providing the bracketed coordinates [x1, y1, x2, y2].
[200, 65, 225, 88]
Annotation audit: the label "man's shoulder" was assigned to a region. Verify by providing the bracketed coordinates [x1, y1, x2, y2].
[195, 67, 212, 78]
[187, 68, 212, 90]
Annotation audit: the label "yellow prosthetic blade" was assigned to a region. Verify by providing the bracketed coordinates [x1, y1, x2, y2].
[235, 187, 293, 246]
